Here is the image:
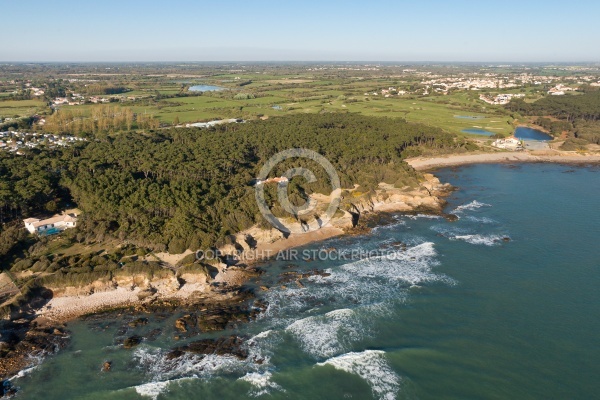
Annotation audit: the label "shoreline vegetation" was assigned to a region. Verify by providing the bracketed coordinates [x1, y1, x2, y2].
[30, 148, 600, 324]
[0, 111, 464, 381]
[0, 171, 453, 381]
[33, 172, 452, 324]
[2, 154, 599, 382]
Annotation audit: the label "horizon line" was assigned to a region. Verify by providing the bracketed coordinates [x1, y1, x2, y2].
[1, 60, 600, 65]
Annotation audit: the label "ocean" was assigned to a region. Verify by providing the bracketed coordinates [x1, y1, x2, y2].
[12, 163, 600, 399]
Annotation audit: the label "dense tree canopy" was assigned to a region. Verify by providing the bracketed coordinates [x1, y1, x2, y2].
[2, 113, 467, 253]
[507, 91, 600, 122]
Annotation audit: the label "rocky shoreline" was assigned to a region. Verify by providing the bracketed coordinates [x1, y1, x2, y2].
[0, 172, 453, 385]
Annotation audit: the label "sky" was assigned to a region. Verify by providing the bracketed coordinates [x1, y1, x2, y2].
[2, 0, 600, 62]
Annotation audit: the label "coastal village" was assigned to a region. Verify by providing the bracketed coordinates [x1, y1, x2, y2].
[356, 71, 600, 103]
[0, 130, 85, 153]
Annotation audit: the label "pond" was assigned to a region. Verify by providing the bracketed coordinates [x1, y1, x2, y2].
[462, 128, 496, 136]
[188, 84, 226, 92]
[514, 126, 553, 141]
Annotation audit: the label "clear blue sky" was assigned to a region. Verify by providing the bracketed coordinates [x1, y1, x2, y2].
[3, 0, 599, 62]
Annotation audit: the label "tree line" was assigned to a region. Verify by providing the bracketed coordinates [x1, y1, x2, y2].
[42, 105, 160, 136]
[2, 113, 468, 257]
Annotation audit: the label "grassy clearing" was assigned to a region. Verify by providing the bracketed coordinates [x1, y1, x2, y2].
[0, 99, 49, 117]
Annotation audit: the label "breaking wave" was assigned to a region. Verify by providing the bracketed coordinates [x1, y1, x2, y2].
[432, 225, 508, 246]
[261, 242, 453, 326]
[317, 350, 400, 400]
[285, 308, 367, 359]
[454, 200, 491, 213]
[134, 380, 171, 400]
[130, 329, 280, 397]
[239, 371, 285, 397]
[452, 234, 508, 246]
[405, 213, 443, 220]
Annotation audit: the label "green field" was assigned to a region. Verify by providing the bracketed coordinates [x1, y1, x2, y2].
[5, 67, 532, 136]
[0, 99, 49, 118]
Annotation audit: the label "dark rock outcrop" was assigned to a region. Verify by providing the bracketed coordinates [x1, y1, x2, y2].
[123, 335, 143, 349]
[167, 335, 248, 360]
[0, 320, 69, 382]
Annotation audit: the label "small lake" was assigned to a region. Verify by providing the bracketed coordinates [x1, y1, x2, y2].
[514, 126, 553, 141]
[188, 84, 226, 92]
[462, 128, 495, 136]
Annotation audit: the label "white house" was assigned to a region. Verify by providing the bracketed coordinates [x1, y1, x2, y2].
[254, 176, 289, 186]
[492, 136, 523, 150]
[23, 213, 78, 235]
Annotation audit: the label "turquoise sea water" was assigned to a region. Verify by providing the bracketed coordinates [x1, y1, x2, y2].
[13, 163, 600, 399]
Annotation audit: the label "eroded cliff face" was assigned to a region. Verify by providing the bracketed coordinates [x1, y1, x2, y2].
[42, 271, 209, 299]
[215, 174, 453, 264]
[345, 173, 452, 215]
[38, 174, 452, 302]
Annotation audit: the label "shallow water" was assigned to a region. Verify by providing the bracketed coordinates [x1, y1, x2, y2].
[14, 163, 600, 399]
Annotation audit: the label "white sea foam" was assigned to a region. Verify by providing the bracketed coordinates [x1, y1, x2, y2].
[405, 213, 442, 220]
[452, 234, 506, 246]
[261, 242, 452, 327]
[259, 242, 453, 364]
[466, 215, 497, 224]
[371, 220, 407, 233]
[432, 225, 507, 246]
[454, 200, 491, 213]
[285, 309, 365, 359]
[317, 350, 400, 400]
[9, 365, 38, 381]
[131, 328, 280, 393]
[134, 381, 171, 400]
[337, 242, 444, 285]
[239, 371, 285, 397]
[134, 346, 245, 381]
[9, 352, 49, 383]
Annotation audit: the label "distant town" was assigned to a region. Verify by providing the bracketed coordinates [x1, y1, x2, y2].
[0, 130, 85, 154]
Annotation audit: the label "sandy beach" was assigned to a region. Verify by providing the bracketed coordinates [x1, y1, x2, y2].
[407, 151, 600, 171]
[36, 287, 142, 322]
[249, 226, 346, 261]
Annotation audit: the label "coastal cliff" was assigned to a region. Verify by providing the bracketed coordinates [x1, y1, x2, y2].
[6, 173, 452, 325]
[0, 173, 452, 382]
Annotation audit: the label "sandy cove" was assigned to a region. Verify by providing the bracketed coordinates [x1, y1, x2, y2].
[407, 150, 600, 171]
